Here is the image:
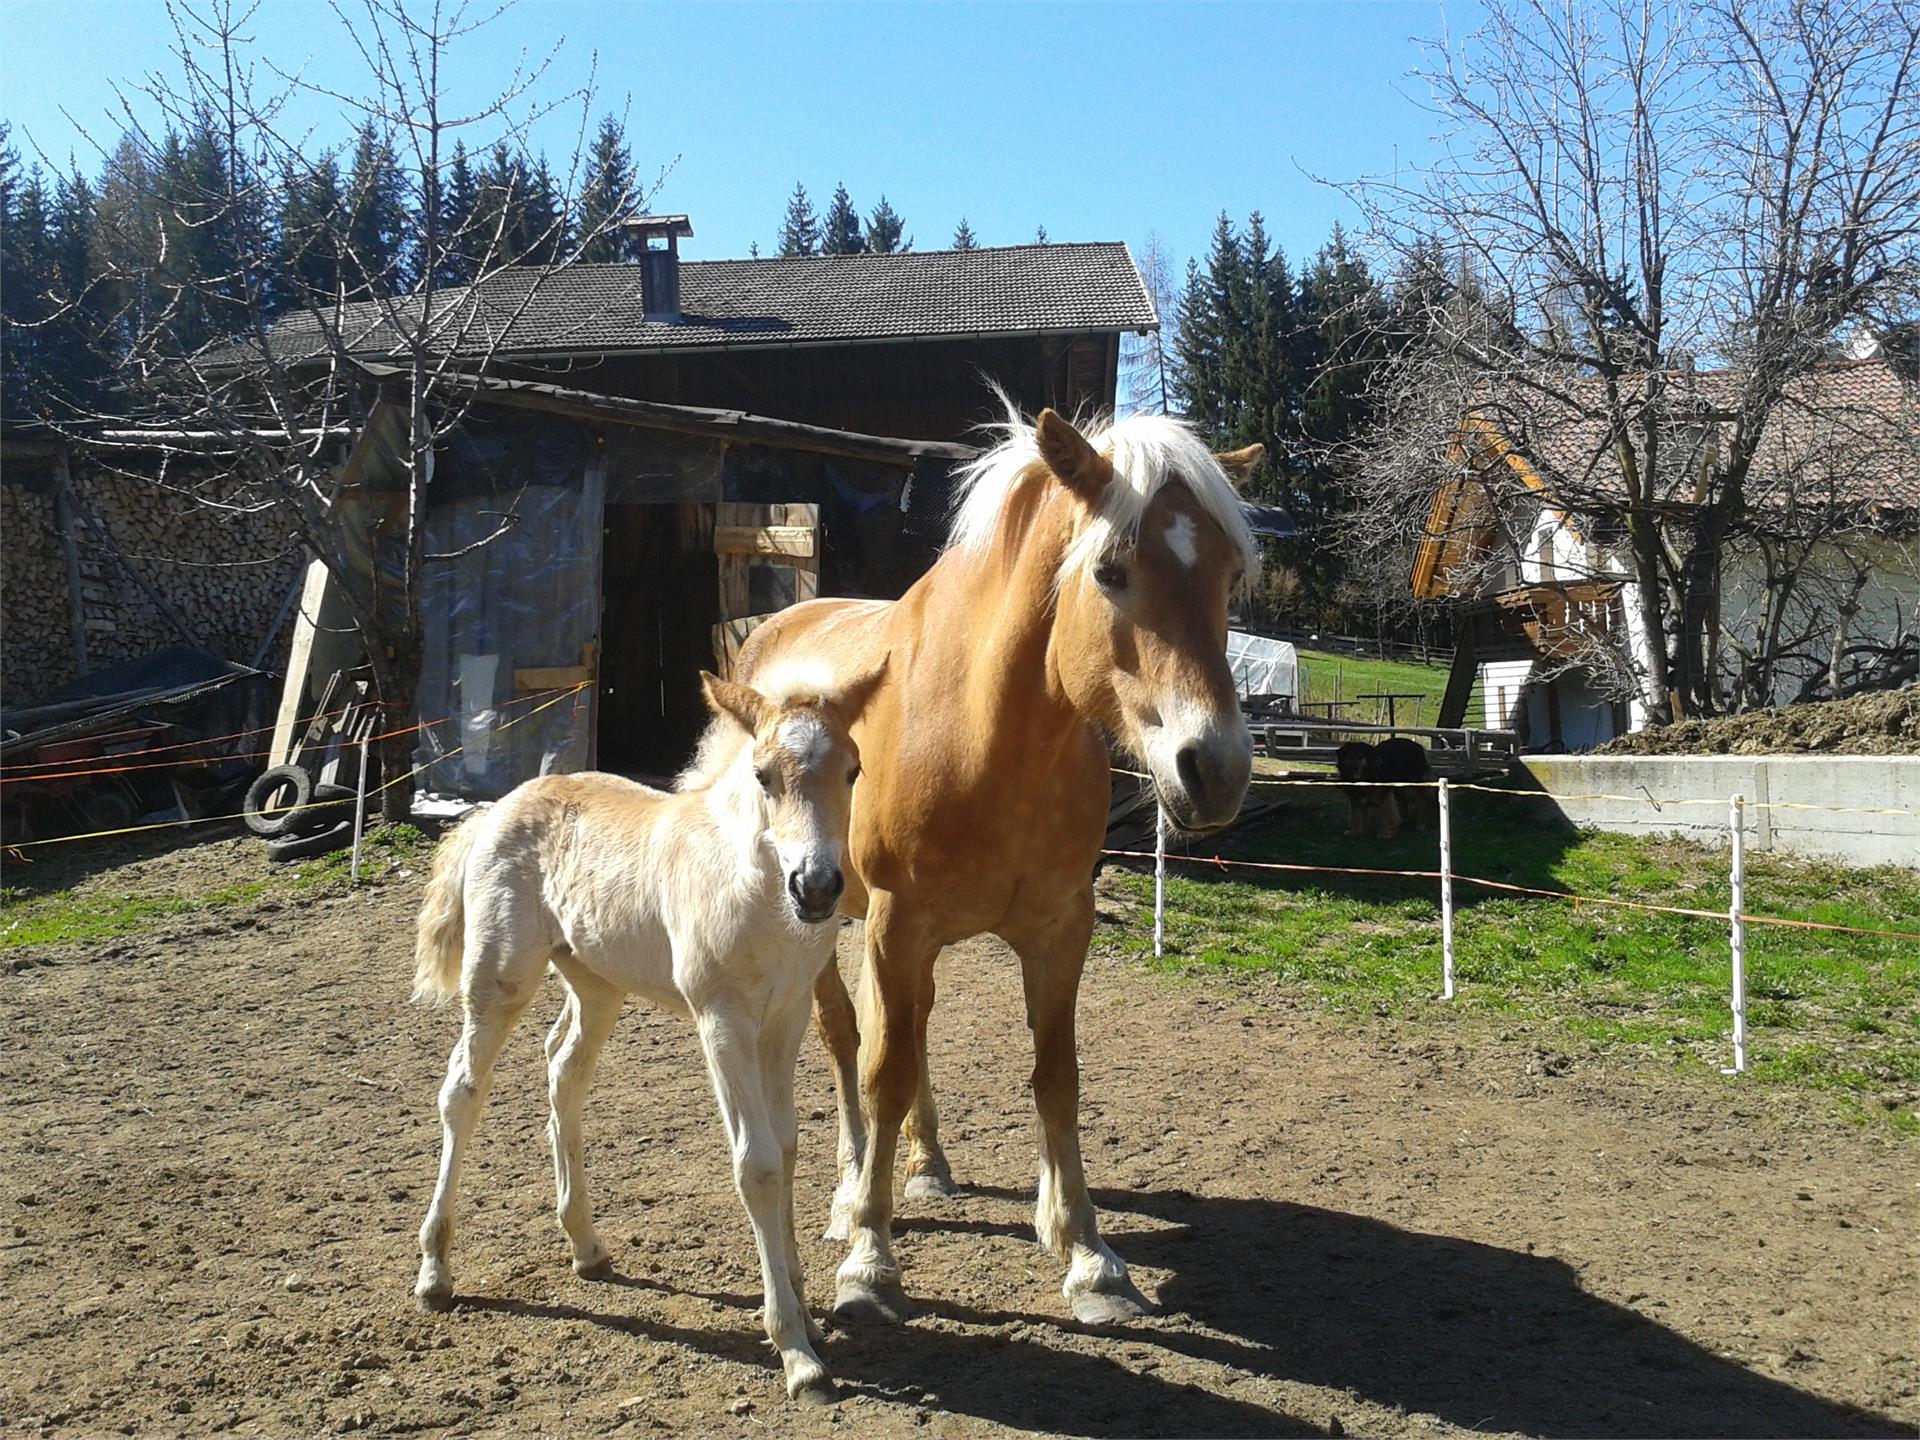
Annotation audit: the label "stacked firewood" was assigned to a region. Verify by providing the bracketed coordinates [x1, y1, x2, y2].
[1, 466, 303, 705]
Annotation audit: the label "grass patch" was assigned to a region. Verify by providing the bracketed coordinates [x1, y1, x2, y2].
[0, 880, 270, 949]
[1098, 785, 1920, 1123]
[0, 822, 438, 951]
[1296, 647, 1451, 725]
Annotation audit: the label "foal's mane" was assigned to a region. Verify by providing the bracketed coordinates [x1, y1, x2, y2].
[675, 667, 836, 793]
[948, 391, 1258, 585]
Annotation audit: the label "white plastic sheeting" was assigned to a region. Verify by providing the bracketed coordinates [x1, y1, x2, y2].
[1225, 630, 1304, 703]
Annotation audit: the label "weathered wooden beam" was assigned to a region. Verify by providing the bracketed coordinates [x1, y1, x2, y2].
[713, 524, 816, 559]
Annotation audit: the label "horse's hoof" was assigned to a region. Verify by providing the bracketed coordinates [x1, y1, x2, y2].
[832, 1282, 915, 1326]
[792, 1376, 839, 1407]
[1068, 1278, 1153, 1326]
[415, 1283, 455, 1313]
[903, 1172, 959, 1203]
[821, 1212, 852, 1242]
[573, 1253, 615, 1281]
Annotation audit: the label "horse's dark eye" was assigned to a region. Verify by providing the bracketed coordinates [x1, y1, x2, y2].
[755, 767, 774, 791]
[848, 764, 861, 785]
[1094, 561, 1128, 591]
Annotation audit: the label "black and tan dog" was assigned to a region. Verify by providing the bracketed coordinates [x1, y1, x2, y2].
[1334, 738, 1435, 839]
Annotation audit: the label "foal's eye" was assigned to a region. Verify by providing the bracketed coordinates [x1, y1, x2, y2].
[1093, 560, 1128, 592]
[755, 766, 774, 791]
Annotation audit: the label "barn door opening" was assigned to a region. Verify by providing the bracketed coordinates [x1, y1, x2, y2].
[711, 502, 819, 679]
[597, 503, 719, 777]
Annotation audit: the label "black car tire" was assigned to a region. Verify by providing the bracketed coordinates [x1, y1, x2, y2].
[266, 817, 355, 862]
[243, 765, 314, 838]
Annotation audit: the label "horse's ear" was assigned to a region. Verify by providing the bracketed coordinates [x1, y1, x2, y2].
[700, 671, 771, 736]
[1036, 409, 1107, 499]
[1215, 444, 1264, 491]
[828, 652, 890, 724]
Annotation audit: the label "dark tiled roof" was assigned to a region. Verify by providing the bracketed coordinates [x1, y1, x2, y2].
[256, 243, 1156, 362]
[1468, 360, 1919, 511]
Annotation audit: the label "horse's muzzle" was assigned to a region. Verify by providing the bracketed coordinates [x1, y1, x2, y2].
[787, 861, 845, 923]
[1166, 736, 1252, 833]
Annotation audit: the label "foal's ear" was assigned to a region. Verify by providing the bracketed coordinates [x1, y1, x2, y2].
[1036, 409, 1108, 500]
[1214, 444, 1264, 490]
[829, 652, 891, 723]
[700, 671, 771, 736]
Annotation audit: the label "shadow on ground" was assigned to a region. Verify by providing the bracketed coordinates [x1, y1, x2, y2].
[468, 1183, 1898, 1438]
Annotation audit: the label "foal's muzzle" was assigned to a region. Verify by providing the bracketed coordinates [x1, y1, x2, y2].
[787, 860, 844, 923]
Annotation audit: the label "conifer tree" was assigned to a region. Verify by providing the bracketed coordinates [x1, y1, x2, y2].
[577, 115, 639, 261]
[344, 123, 411, 295]
[777, 182, 818, 256]
[952, 216, 978, 250]
[434, 141, 480, 284]
[864, 194, 908, 253]
[820, 182, 864, 254]
[272, 154, 345, 310]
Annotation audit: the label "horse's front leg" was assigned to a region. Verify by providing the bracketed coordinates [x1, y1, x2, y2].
[902, 973, 958, 1204]
[697, 1004, 835, 1404]
[811, 958, 866, 1241]
[832, 891, 935, 1325]
[1005, 898, 1152, 1325]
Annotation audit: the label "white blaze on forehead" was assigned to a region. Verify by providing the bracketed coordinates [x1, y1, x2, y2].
[1163, 512, 1199, 569]
[778, 713, 831, 768]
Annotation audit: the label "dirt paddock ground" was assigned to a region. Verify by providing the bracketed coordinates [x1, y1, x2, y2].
[2, 835, 1915, 1438]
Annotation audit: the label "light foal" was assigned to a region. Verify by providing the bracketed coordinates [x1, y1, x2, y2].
[738, 403, 1259, 1324]
[409, 668, 881, 1404]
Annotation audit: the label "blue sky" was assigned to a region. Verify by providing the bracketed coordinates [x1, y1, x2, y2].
[1, 0, 1458, 280]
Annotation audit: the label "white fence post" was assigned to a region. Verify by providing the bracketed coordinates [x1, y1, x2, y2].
[350, 737, 371, 886]
[1727, 793, 1747, 1074]
[1153, 804, 1167, 958]
[1438, 778, 1456, 1000]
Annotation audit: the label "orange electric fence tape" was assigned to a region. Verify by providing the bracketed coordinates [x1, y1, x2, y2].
[0, 687, 581, 785]
[0, 706, 358, 780]
[1102, 846, 1920, 944]
[2, 684, 591, 853]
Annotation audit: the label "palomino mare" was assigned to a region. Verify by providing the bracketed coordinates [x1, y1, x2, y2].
[738, 403, 1259, 1324]
[409, 668, 881, 1404]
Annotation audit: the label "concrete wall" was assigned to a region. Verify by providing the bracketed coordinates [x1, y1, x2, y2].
[1519, 754, 1919, 869]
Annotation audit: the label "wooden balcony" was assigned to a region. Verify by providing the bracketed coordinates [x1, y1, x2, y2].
[1464, 580, 1621, 663]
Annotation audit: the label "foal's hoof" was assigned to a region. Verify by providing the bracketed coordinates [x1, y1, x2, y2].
[1068, 1276, 1153, 1326]
[573, 1253, 615, 1281]
[832, 1281, 915, 1327]
[903, 1171, 960, 1204]
[792, 1376, 840, 1407]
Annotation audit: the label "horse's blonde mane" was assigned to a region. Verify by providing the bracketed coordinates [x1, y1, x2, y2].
[948, 390, 1259, 584]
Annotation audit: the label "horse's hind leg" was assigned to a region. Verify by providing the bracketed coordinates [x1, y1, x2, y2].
[415, 957, 542, 1310]
[812, 957, 866, 1241]
[902, 975, 957, 1204]
[545, 967, 623, 1279]
[1006, 898, 1152, 1326]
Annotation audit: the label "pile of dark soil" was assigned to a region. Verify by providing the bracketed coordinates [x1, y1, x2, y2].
[1599, 685, 1920, 756]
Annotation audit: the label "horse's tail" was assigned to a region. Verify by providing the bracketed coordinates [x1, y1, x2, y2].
[412, 818, 480, 1003]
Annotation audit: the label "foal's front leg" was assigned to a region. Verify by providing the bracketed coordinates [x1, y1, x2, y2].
[697, 1004, 834, 1404]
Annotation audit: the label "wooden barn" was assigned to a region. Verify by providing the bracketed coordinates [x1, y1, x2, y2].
[271, 226, 1157, 793]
